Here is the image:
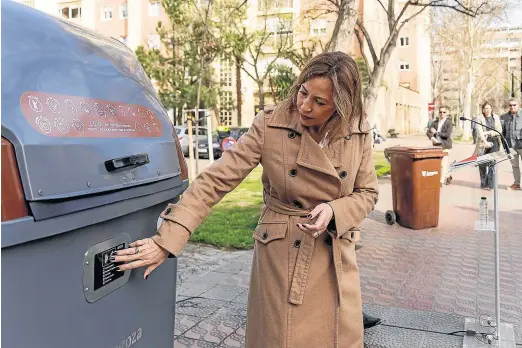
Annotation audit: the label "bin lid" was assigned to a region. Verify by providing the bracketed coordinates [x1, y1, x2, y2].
[1, 1, 181, 201]
[384, 146, 447, 159]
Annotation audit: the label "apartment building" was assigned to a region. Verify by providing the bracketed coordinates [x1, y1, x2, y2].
[352, 0, 432, 134]
[15, 0, 431, 134]
[434, 24, 522, 115]
[15, 0, 168, 52]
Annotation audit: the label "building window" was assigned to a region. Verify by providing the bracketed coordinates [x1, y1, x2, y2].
[220, 56, 233, 87]
[71, 7, 81, 18]
[220, 91, 233, 126]
[310, 19, 327, 36]
[399, 60, 410, 71]
[59, 7, 70, 18]
[120, 4, 128, 19]
[258, 0, 292, 11]
[102, 6, 113, 20]
[400, 37, 409, 47]
[263, 16, 293, 48]
[59, 6, 81, 19]
[148, 34, 160, 49]
[149, 1, 161, 17]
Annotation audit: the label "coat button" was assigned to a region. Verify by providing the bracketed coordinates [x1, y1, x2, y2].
[293, 200, 302, 208]
[293, 240, 301, 248]
[262, 232, 268, 240]
[165, 207, 172, 214]
[289, 169, 297, 177]
[344, 135, 351, 140]
[339, 171, 347, 179]
[288, 131, 297, 139]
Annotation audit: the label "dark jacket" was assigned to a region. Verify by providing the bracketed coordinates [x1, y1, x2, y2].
[427, 118, 453, 150]
[500, 110, 522, 150]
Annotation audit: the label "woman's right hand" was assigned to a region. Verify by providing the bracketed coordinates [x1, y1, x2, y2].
[112, 238, 169, 279]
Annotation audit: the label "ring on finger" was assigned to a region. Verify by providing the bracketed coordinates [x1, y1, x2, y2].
[134, 247, 140, 254]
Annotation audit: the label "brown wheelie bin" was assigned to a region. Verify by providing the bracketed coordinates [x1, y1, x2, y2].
[383, 146, 447, 230]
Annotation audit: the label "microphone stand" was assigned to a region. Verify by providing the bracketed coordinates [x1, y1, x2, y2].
[460, 117, 513, 158]
[459, 117, 515, 347]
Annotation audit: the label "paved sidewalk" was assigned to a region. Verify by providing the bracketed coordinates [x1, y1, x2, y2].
[173, 135, 522, 348]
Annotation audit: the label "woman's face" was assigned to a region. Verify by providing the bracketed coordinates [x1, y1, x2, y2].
[483, 105, 492, 116]
[296, 77, 336, 128]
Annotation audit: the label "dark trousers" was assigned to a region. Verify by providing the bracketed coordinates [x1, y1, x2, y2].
[479, 163, 493, 188]
[479, 145, 498, 188]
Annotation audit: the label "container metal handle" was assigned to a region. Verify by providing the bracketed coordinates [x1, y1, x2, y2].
[105, 153, 150, 172]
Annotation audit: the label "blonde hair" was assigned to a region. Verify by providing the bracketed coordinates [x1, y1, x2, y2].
[276, 51, 365, 134]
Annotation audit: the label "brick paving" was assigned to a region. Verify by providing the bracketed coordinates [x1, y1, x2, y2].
[173, 135, 522, 347]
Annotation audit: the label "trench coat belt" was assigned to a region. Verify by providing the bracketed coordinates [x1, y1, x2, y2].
[263, 194, 344, 308]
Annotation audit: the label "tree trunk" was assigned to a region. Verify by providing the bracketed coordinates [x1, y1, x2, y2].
[325, 0, 357, 53]
[258, 81, 265, 109]
[325, 4, 346, 52]
[176, 108, 183, 125]
[462, 68, 473, 140]
[364, 63, 386, 127]
[235, 56, 243, 126]
[212, 106, 221, 127]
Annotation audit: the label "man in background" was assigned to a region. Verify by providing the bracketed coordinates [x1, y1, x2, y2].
[427, 106, 453, 187]
[501, 98, 522, 190]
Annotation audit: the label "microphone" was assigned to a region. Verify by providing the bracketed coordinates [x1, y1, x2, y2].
[459, 116, 513, 158]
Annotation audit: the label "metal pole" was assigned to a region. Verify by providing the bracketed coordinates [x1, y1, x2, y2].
[187, 114, 196, 181]
[207, 111, 214, 163]
[493, 163, 501, 341]
[194, 0, 213, 176]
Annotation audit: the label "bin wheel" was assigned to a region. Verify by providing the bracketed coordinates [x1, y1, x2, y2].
[385, 211, 396, 225]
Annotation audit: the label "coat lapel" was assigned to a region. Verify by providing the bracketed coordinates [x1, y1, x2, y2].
[266, 107, 370, 178]
[322, 138, 343, 168]
[296, 129, 341, 179]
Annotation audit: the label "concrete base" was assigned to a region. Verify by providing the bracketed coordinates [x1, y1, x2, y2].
[463, 318, 515, 348]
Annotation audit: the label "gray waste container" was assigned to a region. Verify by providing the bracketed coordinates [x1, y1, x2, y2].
[1, 2, 188, 347]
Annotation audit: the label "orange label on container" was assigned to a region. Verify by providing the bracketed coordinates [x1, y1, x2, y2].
[20, 92, 164, 138]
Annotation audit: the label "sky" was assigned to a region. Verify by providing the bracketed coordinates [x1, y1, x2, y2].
[504, 3, 522, 28]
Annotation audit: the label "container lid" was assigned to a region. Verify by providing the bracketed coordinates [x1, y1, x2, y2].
[1, 1, 181, 201]
[384, 146, 447, 159]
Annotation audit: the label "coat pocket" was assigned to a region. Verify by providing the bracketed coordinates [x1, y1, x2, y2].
[253, 222, 288, 245]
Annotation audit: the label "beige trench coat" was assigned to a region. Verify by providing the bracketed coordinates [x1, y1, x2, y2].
[152, 107, 379, 348]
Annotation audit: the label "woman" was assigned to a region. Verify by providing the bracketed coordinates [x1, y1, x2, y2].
[112, 52, 378, 348]
[474, 101, 502, 190]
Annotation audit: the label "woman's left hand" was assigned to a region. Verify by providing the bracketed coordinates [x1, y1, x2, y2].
[297, 203, 334, 238]
[112, 238, 169, 279]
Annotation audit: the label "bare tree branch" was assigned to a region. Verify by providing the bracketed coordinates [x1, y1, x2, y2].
[398, 6, 428, 32]
[355, 18, 378, 66]
[389, 0, 411, 37]
[375, 0, 388, 15]
[387, 0, 396, 33]
[411, 0, 489, 17]
[354, 27, 370, 73]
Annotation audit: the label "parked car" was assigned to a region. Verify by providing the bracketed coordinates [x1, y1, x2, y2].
[229, 127, 249, 140]
[175, 126, 208, 156]
[193, 135, 222, 159]
[216, 126, 249, 141]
